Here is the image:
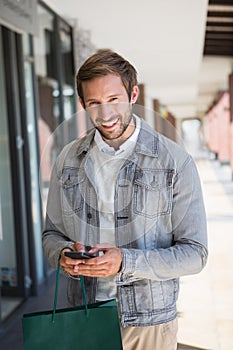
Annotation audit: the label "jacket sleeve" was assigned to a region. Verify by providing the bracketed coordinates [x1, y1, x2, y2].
[116, 156, 208, 284]
[42, 160, 74, 269]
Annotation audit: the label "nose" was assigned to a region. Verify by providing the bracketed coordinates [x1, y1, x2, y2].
[97, 103, 114, 121]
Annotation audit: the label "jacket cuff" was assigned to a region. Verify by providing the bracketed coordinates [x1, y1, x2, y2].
[52, 242, 74, 268]
[116, 248, 136, 285]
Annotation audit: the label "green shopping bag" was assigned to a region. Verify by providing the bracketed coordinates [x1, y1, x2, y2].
[22, 264, 123, 350]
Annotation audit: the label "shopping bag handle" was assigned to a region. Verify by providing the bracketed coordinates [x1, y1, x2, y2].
[52, 263, 89, 323]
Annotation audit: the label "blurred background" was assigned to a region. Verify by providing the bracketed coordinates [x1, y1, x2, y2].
[0, 0, 233, 349]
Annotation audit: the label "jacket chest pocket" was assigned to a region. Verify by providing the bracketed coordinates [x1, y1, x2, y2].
[61, 169, 85, 215]
[133, 169, 174, 218]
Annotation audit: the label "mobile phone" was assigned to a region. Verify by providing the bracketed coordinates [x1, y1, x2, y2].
[64, 251, 97, 259]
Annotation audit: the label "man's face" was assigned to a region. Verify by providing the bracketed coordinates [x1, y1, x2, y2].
[81, 74, 138, 145]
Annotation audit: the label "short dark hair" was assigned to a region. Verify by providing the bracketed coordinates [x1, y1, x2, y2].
[76, 49, 138, 102]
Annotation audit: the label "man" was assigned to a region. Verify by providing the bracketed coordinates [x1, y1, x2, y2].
[43, 49, 208, 349]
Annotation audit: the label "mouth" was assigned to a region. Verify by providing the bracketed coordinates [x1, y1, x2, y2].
[100, 117, 119, 129]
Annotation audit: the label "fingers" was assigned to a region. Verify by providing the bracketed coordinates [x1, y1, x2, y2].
[59, 248, 84, 275]
[72, 242, 86, 252]
[77, 247, 122, 277]
[59, 243, 122, 277]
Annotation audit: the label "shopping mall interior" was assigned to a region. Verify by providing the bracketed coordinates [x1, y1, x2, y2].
[0, 0, 233, 349]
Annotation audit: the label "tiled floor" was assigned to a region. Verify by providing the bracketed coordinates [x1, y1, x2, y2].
[1, 297, 23, 321]
[177, 160, 233, 350]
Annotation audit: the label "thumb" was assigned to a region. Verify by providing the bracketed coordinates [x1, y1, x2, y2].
[89, 243, 114, 254]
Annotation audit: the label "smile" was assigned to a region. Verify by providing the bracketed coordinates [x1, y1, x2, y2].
[101, 117, 119, 128]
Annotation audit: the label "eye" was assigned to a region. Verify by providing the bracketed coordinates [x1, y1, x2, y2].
[88, 101, 99, 106]
[109, 97, 118, 103]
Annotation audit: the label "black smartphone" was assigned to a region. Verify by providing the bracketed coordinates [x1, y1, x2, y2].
[64, 251, 97, 259]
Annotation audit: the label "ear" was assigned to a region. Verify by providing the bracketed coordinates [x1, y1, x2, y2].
[130, 85, 139, 104]
[79, 97, 86, 110]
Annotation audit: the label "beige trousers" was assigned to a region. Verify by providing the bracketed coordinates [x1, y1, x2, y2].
[121, 318, 178, 350]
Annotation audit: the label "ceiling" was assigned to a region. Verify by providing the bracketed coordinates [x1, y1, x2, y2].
[198, 0, 233, 118]
[45, 0, 233, 122]
[204, 0, 233, 56]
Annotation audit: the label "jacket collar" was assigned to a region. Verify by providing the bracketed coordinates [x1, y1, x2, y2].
[76, 128, 95, 156]
[135, 119, 158, 157]
[76, 118, 159, 158]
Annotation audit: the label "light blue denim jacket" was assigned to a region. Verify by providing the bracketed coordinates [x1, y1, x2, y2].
[43, 119, 208, 327]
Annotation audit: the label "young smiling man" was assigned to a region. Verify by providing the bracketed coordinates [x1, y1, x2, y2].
[43, 49, 208, 349]
[81, 74, 138, 148]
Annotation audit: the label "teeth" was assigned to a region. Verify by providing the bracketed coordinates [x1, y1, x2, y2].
[102, 118, 118, 127]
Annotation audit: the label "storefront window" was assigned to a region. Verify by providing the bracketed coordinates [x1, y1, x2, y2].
[0, 27, 20, 320]
[34, 5, 60, 214]
[34, 4, 77, 216]
[60, 26, 77, 143]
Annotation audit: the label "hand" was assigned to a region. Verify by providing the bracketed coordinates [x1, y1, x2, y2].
[59, 242, 86, 275]
[76, 243, 123, 278]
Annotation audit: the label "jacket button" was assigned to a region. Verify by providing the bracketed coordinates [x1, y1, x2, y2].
[87, 213, 92, 219]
